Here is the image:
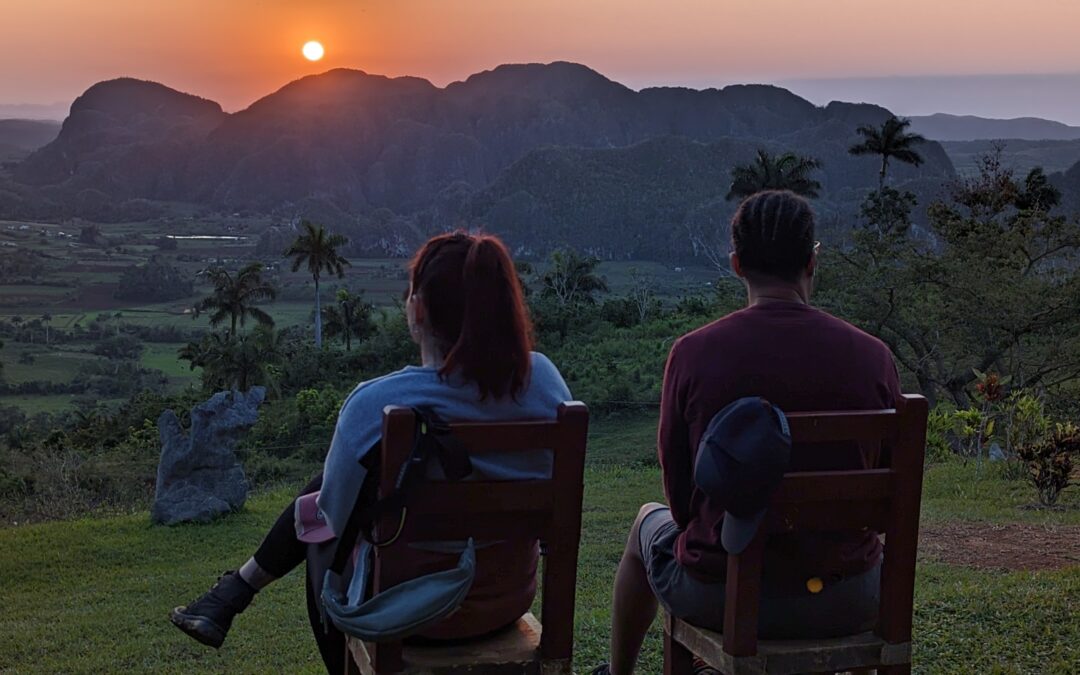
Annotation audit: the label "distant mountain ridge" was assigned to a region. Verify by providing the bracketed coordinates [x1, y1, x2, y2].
[0, 119, 61, 161]
[3, 62, 958, 260]
[909, 113, 1080, 141]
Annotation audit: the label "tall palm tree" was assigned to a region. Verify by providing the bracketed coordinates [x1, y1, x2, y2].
[322, 288, 375, 351]
[727, 150, 823, 201]
[284, 220, 350, 348]
[848, 116, 927, 190]
[194, 262, 277, 339]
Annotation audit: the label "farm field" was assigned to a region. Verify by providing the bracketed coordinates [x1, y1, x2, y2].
[0, 217, 718, 417]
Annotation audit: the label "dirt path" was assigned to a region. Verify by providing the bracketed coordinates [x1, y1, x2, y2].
[920, 521, 1080, 571]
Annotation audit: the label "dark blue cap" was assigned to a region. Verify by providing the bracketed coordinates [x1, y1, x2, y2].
[693, 397, 791, 554]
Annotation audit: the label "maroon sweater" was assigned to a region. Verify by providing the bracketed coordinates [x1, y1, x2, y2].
[658, 301, 901, 591]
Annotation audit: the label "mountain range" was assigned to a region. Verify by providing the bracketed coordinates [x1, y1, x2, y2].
[909, 113, 1080, 142]
[0, 62, 1052, 261]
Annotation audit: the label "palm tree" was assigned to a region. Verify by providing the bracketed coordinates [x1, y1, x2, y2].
[284, 220, 350, 348]
[727, 150, 823, 201]
[178, 327, 280, 393]
[322, 289, 375, 351]
[848, 116, 927, 190]
[194, 263, 277, 339]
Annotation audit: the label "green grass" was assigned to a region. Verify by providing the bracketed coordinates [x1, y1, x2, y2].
[141, 343, 198, 381]
[1, 461, 1077, 673]
[0, 393, 85, 414]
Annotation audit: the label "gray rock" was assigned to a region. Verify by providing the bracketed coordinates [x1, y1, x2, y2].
[988, 442, 1007, 462]
[152, 387, 265, 525]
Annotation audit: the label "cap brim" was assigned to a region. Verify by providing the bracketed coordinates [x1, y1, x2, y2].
[721, 508, 767, 554]
[297, 521, 336, 544]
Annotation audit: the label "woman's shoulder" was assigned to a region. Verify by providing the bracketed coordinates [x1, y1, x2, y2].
[527, 351, 572, 399]
[340, 366, 439, 414]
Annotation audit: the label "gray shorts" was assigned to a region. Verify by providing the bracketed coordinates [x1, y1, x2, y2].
[638, 506, 880, 639]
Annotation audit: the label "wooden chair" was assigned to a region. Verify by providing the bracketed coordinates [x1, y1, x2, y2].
[346, 402, 589, 675]
[664, 394, 929, 675]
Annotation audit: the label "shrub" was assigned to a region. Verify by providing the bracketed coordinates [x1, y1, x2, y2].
[925, 405, 955, 465]
[1016, 422, 1080, 507]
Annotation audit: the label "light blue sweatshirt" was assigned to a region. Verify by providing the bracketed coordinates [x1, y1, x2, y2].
[317, 352, 573, 536]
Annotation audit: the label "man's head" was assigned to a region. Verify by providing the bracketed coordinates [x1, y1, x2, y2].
[729, 190, 817, 300]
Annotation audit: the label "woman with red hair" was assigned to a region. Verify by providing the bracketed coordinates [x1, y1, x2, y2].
[171, 232, 571, 673]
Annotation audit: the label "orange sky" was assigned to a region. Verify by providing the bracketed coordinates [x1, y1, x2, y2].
[3, 0, 1080, 119]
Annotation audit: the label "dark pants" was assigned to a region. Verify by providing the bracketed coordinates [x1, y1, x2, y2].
[252, 473, 345, 674]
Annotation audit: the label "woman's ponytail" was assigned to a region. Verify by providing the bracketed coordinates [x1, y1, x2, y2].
[410, 232, 533, 399]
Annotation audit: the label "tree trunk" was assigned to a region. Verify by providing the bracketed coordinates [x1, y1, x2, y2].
[231, 315, 237, 340]
[879, 156, 887, 191]
[314, 276, 323, 349]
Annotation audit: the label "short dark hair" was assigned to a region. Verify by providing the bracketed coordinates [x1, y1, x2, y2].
[730, 190, 816, 283]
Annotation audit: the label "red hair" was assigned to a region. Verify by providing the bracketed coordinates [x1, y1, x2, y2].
[410, 232, 533, 399]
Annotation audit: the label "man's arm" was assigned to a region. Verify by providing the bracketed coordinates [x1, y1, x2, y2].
[658, 340, 693, 528]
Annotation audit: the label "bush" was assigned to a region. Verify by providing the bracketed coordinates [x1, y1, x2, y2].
[925, 405, 955, 465]
[1016, 422, 1079, 507]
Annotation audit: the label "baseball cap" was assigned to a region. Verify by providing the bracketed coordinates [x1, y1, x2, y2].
[693, 396, 791, 554]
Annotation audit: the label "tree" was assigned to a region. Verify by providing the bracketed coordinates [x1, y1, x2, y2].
[284, 220, 350, 349]
[726, 150, 822, 201]
[194, 262, 276, 339]
[41, 313, 51, 346]
[827, 152, 1080, 406]
[321, 289, 376, 351]
[539, 248, 608, 307]
[848, 116, 926, 190]
[179, 327, 281, 393]
[115, 259, 193, 302]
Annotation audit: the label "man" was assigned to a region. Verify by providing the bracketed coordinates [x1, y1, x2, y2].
[594, 190, 903, 675]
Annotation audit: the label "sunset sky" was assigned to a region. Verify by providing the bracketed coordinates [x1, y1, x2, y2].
[3, 0, 1080, 122]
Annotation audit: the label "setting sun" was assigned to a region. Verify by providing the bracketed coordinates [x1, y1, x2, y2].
[302, 40, 324, 61]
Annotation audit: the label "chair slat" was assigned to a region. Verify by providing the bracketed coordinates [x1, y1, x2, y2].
[772, 469, 894, 503]
[401, 481, 554, 517]
[765, 500, 891, 533]
[785, 409, 899, 443]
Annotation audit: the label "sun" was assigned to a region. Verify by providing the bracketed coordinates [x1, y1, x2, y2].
[302, 41, 325, 62]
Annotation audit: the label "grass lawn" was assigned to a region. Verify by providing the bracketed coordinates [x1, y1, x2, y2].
[1, 459, 1077, 674]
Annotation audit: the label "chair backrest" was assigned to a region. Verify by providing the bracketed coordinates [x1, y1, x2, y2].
[721, 394, 929, 657]
[366, 401, 589, 673]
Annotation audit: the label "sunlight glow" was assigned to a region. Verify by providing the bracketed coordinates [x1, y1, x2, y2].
[302, 40, 324, 62]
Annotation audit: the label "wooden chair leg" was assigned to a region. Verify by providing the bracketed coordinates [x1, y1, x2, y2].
[664, 629, 696, 675]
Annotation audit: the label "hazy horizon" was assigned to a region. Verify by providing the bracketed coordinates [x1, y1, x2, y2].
[4, 0, 1080, 123]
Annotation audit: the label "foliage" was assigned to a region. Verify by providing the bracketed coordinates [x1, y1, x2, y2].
[179, 327, 281, 393]
[92, 334, 144, 360]
[1016, 422, 1080, 507]
[726, 149, 822, 200]
[825, 149, 1080, 407]
[539, 248, 609, 307]
[115, 258, 193, 302]
[193, 262, 276, 338]
[284, 219, 350, 349]
[924, 405, 955, 465]
[321, 288, 375, 351]
[848, 116, 926, 189]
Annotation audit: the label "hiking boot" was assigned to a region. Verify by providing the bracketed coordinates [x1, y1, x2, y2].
[693, 657, 721, 675]
[169, 571, 256, 648]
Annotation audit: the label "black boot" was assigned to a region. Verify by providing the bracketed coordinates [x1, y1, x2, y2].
[169, 571, 256, 648]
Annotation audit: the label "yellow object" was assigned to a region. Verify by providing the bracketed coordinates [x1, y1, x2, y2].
[806, 577, 824, 594]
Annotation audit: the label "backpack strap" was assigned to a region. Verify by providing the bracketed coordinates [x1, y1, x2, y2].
[328, 407, 473, 575]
